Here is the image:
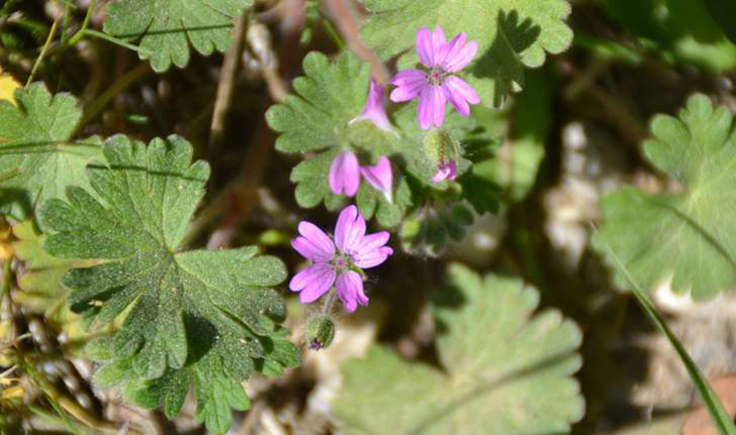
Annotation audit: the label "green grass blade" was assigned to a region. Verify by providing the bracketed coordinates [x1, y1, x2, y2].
[597, 233, 736, 435]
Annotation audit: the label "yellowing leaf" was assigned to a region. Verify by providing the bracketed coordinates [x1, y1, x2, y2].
[0, 69, 19, 105]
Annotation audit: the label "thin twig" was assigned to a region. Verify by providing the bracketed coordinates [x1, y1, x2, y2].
[209, 11, 249, 152]
[248, 20, 288, 103]
[200, 1, 306, 249]
[75, 62, 151, 134]
[563, 61, 649, 144]
[321, 0, 389, 82]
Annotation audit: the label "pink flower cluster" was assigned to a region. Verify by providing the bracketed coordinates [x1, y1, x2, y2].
[290, 205, 393, 312]
[289, 26, 482, 315]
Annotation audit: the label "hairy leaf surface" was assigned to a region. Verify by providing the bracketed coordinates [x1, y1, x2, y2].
[103, 0, 253, 72]
[334, 264, 584, 434]
[594, 94, 736, 299]
[40, 135, 299, 433]
[0, 83, 101, 222]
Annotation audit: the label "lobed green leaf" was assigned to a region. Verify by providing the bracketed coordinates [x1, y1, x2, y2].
[593, 94, 736, 299]
[334, 263, 584, 434]
[40, 135, 299, 433]
[103, 0, 254, 72]
[0, 83, 101, 222]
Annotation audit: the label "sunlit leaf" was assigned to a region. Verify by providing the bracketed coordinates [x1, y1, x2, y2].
[334, 263, 585, 434]
[103, 0, 254, 72]
[594, 94, 736, 299]
[40, 135, 299, 433]
[0, 83, 101, 222]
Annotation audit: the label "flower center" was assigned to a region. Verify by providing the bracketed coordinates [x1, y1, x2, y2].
[332, 251, 354, 273]
[428, 66, 447, 86]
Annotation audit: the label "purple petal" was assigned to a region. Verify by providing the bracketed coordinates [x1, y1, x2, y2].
[432, 159, 458, 183]
[443, 39, 478, 73]
[431, 27, 448, 64]
[444, 76, 480, 105]
[417, 85, 445, 130]
[389, 69, 428, 103]
[294, 222, 335, 261]
[289, 263, 336, 303]
[350, 79, 393, 132]
[439, 33, 467, 69]
[329, 151, 360, 197]
[355, 231, 390, 255]
[352, 231, 393, 269]
[334, 205, 366, 253]
[430, 85, 447, 128]
[443, 83, 469, 116]
[336, 271, 369, 313]
[417, 85, 447, 130]
[416, 28, 434, 68]
[292, 237, 332, 262]
[353, 246, 394, 269]
[360, 157, 393, 202]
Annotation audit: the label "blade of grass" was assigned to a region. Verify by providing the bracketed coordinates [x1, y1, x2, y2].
[26, 19, 59, 86]
[595, 229, 736, 435]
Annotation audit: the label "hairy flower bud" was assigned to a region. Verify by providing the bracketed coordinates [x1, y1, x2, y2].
[305, 315, 336, 350]
[423, 130, 459, 183]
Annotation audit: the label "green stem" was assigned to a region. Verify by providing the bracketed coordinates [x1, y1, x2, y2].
[26, 19, 59, 86]
[321, 289, 338, 315]
[597, 231, 736, 435]
[65, 0, 96, 48]
[1, 255, 12, 300]
[60, 3, 72, 47]
[81, 29, 152, 56]
[321, 18, 345, 51]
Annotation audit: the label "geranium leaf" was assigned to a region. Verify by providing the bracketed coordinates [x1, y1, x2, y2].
[0, 83, 101, 222]
[39, 135, 299, 433]
[359, 0, 573, 106]
[103, 0, 254, 72]
[334, 263, 584, 434]
[593, 94, 736, 299]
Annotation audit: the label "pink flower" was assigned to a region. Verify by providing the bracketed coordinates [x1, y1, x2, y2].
[329, 151, 360, 197]
[390, 27, 481, 130]
[290, 206, 393, 312]
[350, 79, 393, 132]
[432, 158, 457, 183]
[360, 156, 393, 202]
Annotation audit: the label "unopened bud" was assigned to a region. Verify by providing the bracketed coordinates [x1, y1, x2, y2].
[423, 129, 457, 167]
[305, 315, 336, 351]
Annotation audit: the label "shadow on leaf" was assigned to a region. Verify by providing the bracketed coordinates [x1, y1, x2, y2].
[475, 10, 541, 107]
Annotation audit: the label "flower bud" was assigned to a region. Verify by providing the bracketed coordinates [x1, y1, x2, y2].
[305, 315, 336, 350]
[423, 129, 456, 166]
